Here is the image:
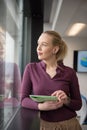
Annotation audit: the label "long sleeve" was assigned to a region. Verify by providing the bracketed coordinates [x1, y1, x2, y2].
[65, 70, 82, 111]
[21, 64, 39, 110]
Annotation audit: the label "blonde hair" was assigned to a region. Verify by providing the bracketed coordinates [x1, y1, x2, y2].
[43, 30, 68, 62]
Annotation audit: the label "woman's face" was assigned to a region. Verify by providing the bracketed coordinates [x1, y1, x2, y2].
[37, 33, 59, 61]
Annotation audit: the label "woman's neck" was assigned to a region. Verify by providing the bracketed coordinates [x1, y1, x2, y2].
[43, 59, 58, 78]
[43, 59, 58, 69]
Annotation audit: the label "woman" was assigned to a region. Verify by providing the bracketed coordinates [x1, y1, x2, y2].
[21, 30, 82, 130]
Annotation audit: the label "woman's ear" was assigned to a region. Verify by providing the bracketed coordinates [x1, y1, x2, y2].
[53, 46, 59, 54]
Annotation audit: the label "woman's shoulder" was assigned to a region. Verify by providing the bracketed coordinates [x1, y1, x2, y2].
[59, 61, 75, 72]
[62, 63, 76, 74]
[25, 61, 41, 69]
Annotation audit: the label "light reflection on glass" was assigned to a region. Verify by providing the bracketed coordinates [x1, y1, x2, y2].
[0, 0, 22, 129]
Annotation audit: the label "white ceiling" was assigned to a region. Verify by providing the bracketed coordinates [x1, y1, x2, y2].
[44, 0, 87, 38]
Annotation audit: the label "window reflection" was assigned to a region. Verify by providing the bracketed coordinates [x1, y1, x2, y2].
[0, 31, 5, 107]
[0, 30, 21, 107]
[0, 0, 23, 129]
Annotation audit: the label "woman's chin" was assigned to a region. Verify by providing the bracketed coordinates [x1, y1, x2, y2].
[38, 56, 42, 60]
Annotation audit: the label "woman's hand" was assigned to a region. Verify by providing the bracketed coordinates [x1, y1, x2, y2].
[38, 100, 63, 111]
[51, 90, 70, 105]
[38, 90, 70, 111]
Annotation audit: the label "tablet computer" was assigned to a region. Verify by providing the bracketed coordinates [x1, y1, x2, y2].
[29, 95, 58, 102]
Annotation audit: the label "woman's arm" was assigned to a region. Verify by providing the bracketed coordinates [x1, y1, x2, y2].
[64, 70, 82, 111]
[21, 64, 39, 110]
[51, 70, 82, 111]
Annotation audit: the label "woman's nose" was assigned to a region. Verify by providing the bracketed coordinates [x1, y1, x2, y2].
[37, 44, 41, 50]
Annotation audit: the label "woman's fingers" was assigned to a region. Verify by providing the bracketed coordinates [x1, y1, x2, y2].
[51, 90, 68, 101]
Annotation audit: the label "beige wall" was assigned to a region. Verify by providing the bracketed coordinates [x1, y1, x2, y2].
[63, 37, 87, 97]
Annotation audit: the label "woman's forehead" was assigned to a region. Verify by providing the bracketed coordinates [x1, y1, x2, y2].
[38, 33, 53, 42]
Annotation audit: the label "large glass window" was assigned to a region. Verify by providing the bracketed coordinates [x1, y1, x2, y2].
[0, 0, 23, 129]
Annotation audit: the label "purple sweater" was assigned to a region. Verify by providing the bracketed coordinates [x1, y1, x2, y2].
[21, 61, 82, 122]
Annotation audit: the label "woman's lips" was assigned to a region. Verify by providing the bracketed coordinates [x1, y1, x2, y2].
[37, 52, 43, 55]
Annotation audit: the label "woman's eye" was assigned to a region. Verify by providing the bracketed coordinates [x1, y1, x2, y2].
[37, 43, 48, 47]
[42, 42, 48, 46]
[42, 43, 47, 46]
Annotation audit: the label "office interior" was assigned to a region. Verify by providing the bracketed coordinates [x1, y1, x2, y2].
[0, 0, 87, 130]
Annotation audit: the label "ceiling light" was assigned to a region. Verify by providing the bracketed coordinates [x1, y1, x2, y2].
[67, 23, 86, 36]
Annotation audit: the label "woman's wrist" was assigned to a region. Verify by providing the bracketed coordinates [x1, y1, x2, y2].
[64, 96, 71, 105]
